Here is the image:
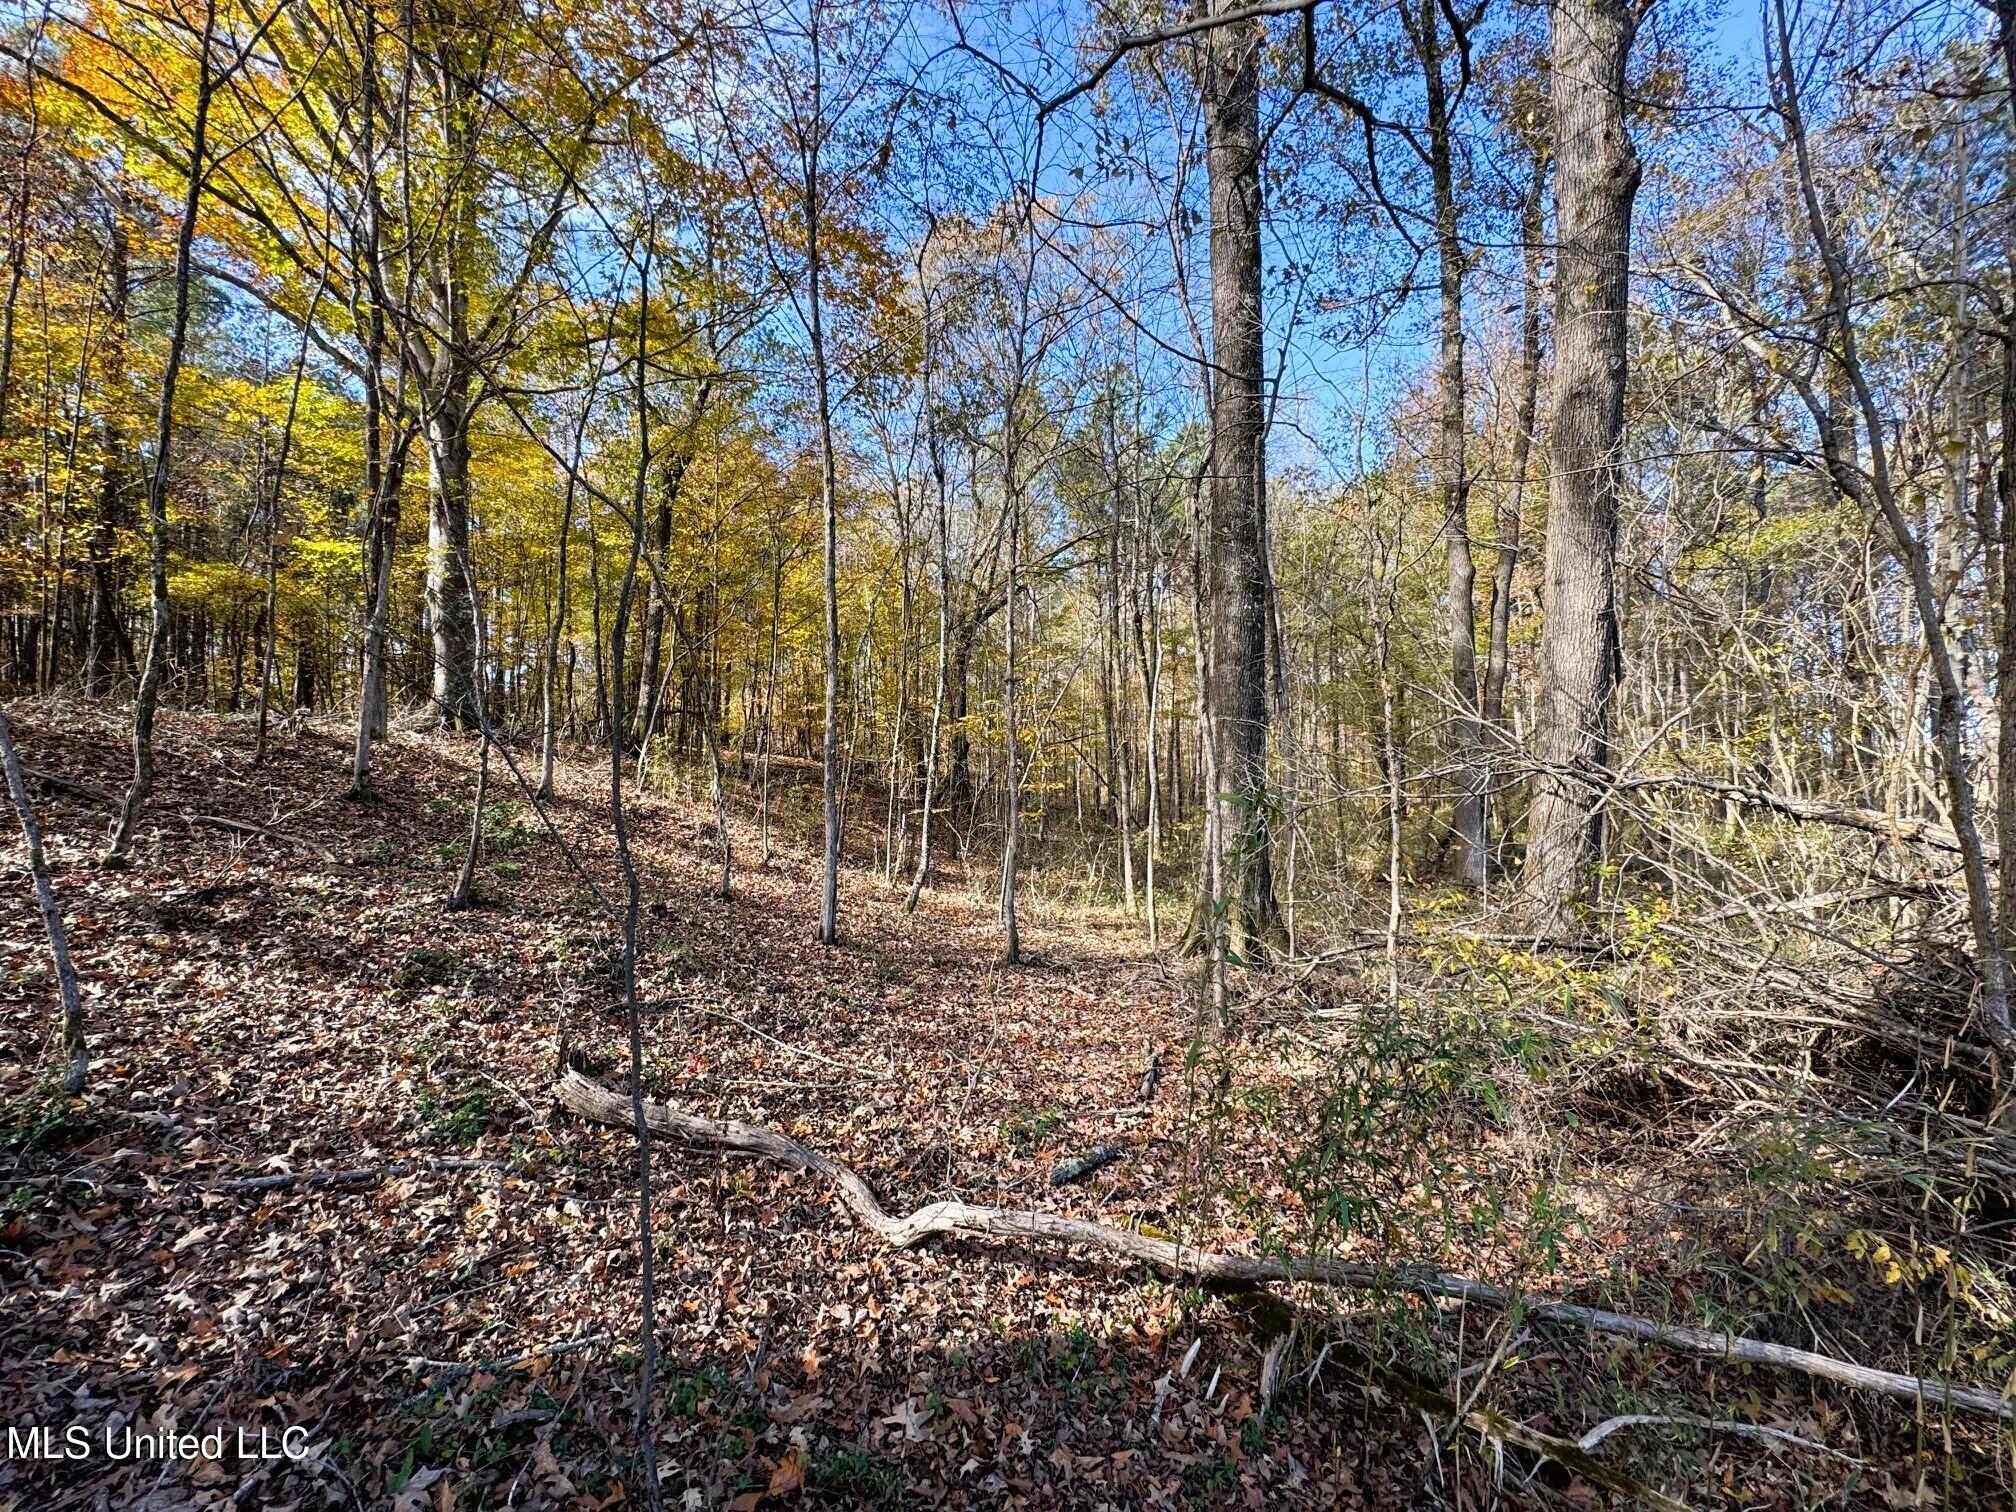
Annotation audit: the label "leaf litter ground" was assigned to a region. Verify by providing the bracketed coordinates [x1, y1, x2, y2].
[0, 706, 1994, 1508]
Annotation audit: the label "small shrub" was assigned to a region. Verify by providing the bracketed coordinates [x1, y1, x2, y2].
[396, 945, 466, 990]
[415, 1086, 492, 1148]
[997, 1106, 1064, 1153]
[0, 1085, 94, 1155]
[809, 1448, 904, 1504]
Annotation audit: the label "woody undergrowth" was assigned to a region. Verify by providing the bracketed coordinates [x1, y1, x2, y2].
[1159, 808, 2016, 1501]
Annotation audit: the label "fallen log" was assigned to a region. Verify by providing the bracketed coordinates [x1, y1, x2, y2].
[24, 765, 117, 803]
[1048, 1143, 1123, 1186]
[553, 1069, 2014, 1422]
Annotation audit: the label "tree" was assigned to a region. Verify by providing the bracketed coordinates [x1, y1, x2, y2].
[1517, 0, 1641, 928]
[1193, 0, 1280, 960]
[705, 0, 897, 948]
[108, 0, 222, 863]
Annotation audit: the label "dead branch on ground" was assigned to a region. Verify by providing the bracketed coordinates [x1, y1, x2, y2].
[553, 1069, 2015, 1422]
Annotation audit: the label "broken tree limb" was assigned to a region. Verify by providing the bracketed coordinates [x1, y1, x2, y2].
[21, 763, 335, 861]
[553, 1070, 2015, 1422]
[24, 765, 117, 803]
[1214, 1249, 1693, 1507]
[181, 809, 336, 861]
[1049, 1143, 1122, 1186]
[1576, 1413, 1861, 1465]
[1602, 768, 1981, 860]
[1138, 1041, 1163, 1104]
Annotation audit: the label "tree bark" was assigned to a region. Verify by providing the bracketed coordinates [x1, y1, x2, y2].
[1193, 0, 1281, 959]
[1000, 474, 1022, 964]
[906, 392, 951, 913]
[1417, 0, 1484, 888]
[1991, 0, 2016, 1013]
[1483, 141, 1548, 739]
[85, 206, 131, 699]
[803, 10, 843, 947]
[110, 1, 218, 862]
[424, 370, 478, 730]
[1517, 0, 1640, 928]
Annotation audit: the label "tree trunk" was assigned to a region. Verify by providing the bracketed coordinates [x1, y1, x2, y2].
[424, 372, 478, 730]
[0, 708, 86, 1091]
[1484, 141, 1549, 866]
[350, 21, 399, 792]
[1001, 480, 1022, 965]
[86, 209, 131, 699]
[110, 2, 218, 862]
[539, 470, 576, 800]
[906, 421, 951, 912]
[1193, 0, 1281, 958]
[1518, 0, 1640, 927]
[1994, 0, 2016, 974]
[804, 13, 843, 947]
[1417, 0, 1484, 888]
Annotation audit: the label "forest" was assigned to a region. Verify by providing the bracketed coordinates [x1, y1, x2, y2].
[2, 0, 2015, 1504]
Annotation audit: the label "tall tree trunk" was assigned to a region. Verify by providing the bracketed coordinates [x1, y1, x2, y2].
[607, 233, 663, 1507]
[351, 422, 406, 791]
[759, 551, 781, 863]
[1418, 0, 1484, 887]
[638, 497, 671, 745]
[1132, 525, 1164, 948]
[253, 266, 325, 766]
[906, 438, 951, 913]
[804, 10, 843, 946]
[884, 497, 913, 884]
[1517, 0, 1640, 927]
[0, 707, 86, 1091]
[1192, 0, 1280, 958]
[110, 2, 218, 862]
[539, 469, 576, 799]
[1105, 455, 1136, 913]
[1483, 142, 1549, 845]
[0, 14, 41, 447]
[1993, 0, 2016, 978]
[424, 368, 478, 730]
[351, 21, 399, 792]
[254, 491, 279, 759]
[1000, 477, 1022, 965]
[418, 40, 480, 735]
[86, 207, 131, 699]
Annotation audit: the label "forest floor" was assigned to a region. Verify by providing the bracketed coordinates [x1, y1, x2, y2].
[0, 703, 2004, 1509]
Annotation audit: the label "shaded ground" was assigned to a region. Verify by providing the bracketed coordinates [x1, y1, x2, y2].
[0, 703, 2001, 1508]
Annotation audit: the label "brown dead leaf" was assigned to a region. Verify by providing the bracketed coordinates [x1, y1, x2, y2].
[767, 1450, 806, 1497]
[768, 1392, 824, 1424]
